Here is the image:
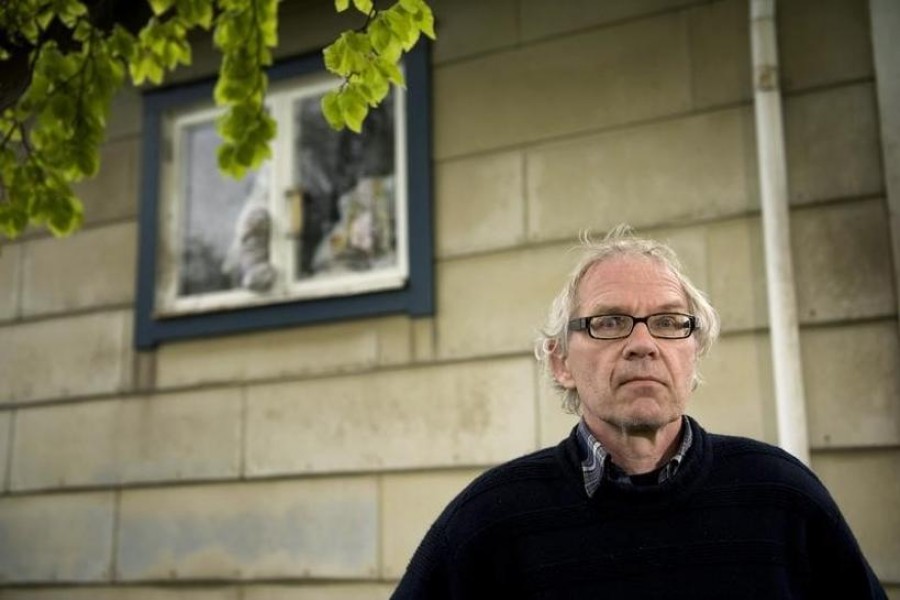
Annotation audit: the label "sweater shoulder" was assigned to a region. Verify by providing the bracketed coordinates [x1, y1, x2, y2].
[451, 445, 569, 508]
[707, 433, 838, 511]
[434, 442, 581, 539]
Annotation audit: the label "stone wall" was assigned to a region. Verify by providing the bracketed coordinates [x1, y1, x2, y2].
[1, 0, 898, 597]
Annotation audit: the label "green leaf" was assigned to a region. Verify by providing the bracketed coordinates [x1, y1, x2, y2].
[352, 0, 373, 14]
[149, 0, 176, 16]
[339, 87, 368, 133]
[56, 0, 88, 27]
[323, 35, 350, 75]
[360, 68, 389, 105]
[384, 8, 412, 42]
[369, 17, 394, 53]
[217, 143, 239, 175]
[321, 89, 345, 129]
[74, 144, 100, 178]
[414, 3, 436, 39]
[47, 195, 84, 237]
[36, 8, 55, 30]
[335, 0, 350, 11]
[109, 25, 137, 60]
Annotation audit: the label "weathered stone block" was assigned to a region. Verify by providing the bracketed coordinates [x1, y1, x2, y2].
[430, 0, 518, 63]
[526, 108, 755, 242]
[651, 224, 711, 295]
[72, 137, 139, 225]
[520, 0, 695, 42]
[11, 389, 242, 491]
[434, 13, 691, 158]
[375, 316, 413, 367]
[106, 86, 142, 140]
[0, 311, 132, 405]
[691, 332, 775, 443]
[116, 478, 378, 580]
[811, 449, 900, 582]
[786, 84, 883, 205]
[706, 217, 769, 332]
[689, 0, 752, 108]
[0, 242, 20, 321]
[780, 0, 873, 91]
[245, 358, 536, 475]
[411, 317, 435, 363]
[436, 151, 525, 257]
[436, 245, 572, 359]
[243, 584, 396, 600]
[792, 199, 896, 323]
[0, 492, 115, 582]
[380, 470, 484, 578]
[21, 222, 137, 317]
[156, 317, 408, 388]
[0, 411, 10, 492]
[802, 321, 900, 448]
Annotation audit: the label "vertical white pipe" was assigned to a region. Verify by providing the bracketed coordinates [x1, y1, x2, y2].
[750, 0, 810, 464]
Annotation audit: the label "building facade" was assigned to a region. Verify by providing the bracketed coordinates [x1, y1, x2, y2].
[0, 0, 898, 598]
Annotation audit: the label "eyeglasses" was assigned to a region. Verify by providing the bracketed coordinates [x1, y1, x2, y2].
[568, 313, 697, 340]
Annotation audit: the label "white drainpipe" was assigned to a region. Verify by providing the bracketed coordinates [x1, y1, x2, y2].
[750, 0, 810, 464]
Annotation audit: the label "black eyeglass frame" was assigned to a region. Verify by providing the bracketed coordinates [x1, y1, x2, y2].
[568, 313, 698, 340]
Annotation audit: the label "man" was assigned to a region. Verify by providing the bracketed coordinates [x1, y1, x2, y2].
[392, 227, 886, 599]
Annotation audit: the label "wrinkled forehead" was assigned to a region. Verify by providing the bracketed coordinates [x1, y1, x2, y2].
[575, 254, 689, 312]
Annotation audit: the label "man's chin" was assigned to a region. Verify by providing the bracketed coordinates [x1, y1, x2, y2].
[607, 408, 681, 435]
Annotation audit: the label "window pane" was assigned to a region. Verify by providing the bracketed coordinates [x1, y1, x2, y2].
[178, 120, 269, 296]
[291, 88, 397, 281]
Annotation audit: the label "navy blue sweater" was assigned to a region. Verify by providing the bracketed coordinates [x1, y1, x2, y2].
[392, 418, 886, 599]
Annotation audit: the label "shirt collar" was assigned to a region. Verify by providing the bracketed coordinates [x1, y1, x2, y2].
[575, 416, 693, 498]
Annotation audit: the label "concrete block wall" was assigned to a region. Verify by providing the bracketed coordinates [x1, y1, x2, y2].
[1, 0, 897, 597]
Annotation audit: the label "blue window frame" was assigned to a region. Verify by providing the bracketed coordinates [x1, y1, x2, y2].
[135, 43, 433, 349]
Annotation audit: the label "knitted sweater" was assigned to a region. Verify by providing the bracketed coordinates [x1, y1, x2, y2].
[392, 418, 886, 599]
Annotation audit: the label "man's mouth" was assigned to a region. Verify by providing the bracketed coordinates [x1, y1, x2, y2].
[619, 376, 665, 386]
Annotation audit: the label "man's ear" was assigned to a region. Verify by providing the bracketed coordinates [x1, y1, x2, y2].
[549, 349, 576, 390]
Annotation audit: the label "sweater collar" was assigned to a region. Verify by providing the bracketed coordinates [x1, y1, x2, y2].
[575, 416, 694, 498]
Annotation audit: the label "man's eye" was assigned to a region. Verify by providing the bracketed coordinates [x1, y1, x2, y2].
[656, 316, 676, 328]
[593, 316, 626, 330]
[654, 315, 687, 330]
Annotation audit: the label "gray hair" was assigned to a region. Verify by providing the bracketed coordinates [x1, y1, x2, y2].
[534, 225, 720, 414]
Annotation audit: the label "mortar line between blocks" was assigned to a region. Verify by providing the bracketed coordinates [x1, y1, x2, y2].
[239, 385, 249, 479]
[376, 474, 386, 580]
[111, 488, 122, 582]
[14, 241, 25, 321]
[4, 409, 16, 493]
[521, 149, 530, 242]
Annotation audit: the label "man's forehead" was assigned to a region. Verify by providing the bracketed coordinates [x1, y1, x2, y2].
[576, 255, 688, 307]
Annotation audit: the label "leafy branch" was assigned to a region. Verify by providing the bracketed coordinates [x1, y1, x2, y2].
[322, 0, 435, 132]
[0, 0, 434, 242]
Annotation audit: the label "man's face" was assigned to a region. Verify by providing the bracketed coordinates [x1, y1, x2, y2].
[551, 255, 698, 435]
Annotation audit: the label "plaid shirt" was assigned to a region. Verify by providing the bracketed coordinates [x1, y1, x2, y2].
[576, 416, 693, 497]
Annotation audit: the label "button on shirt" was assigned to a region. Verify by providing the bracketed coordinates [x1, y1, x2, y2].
[575, 416, 694, 497]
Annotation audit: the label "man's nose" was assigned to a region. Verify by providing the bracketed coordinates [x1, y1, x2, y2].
[623, 321, 658, 358]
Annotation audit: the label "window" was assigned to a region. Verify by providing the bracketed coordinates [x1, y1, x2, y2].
[135, 44, 433, 349]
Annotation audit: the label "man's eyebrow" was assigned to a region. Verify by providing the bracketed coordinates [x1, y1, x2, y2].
[584, 301, 689, 315]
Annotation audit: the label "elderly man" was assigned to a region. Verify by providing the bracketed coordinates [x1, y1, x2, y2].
[392, 227, 886, 599]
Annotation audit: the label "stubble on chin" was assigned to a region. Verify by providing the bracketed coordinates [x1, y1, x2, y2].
[606, 412, 681, 436]
[601, 389, 683, 436]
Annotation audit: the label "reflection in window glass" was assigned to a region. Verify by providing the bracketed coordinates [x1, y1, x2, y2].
[293, 88, 396, 280]
[178, 120, 269, 296]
